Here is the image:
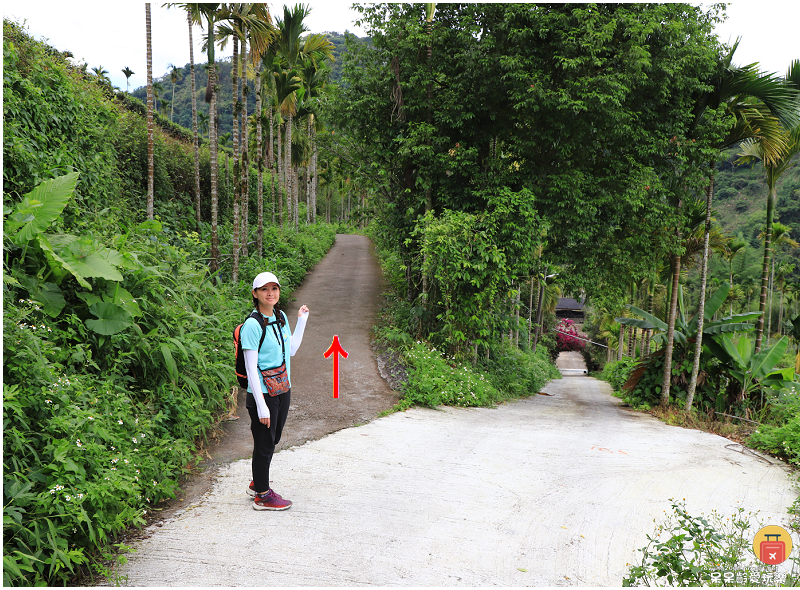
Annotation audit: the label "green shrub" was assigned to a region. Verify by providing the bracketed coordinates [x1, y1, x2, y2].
[401, 342, 501, 408]
[624, 500, 799, 586]
[599, 357, 639, 393]
[400, 340, 560, 409]
[748, 386, 800, 469]
[482, 341, 561, 398]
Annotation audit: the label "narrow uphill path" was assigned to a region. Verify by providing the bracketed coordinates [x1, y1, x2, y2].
[115, 307, 795, 586]
[148, 234, 399, 521]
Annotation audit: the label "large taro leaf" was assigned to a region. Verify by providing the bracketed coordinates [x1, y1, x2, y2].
[85, 301, 133, 335]
[32, 282, 66, 318]
[36, 234, 90, 289]
[6, 173, 79, 244]
[104, 284, 141, 318]
[51, 237, 125, 284]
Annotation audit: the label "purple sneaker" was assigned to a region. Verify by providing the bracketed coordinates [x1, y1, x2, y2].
[253, 489, 292, 511]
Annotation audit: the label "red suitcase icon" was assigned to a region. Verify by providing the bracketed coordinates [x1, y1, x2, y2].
[760, 534, 786, 564]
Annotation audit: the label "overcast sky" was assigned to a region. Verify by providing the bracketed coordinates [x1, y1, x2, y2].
[3, 2, 798, 91]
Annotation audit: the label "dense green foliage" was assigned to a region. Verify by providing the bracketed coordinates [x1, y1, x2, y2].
[335, 3, 726, 304]
[3, 20, 337, 585]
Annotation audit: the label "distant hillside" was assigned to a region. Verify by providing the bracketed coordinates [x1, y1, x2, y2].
[701, 150, 800, 293]
[131, 32, 369, 137]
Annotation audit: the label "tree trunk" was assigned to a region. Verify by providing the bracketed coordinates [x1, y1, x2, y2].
[532, 279, 545, 355]
[206, 15, 220, 275]
[277, 120, 283, 225]
[618, 325, 625, 361]
[661, 253, 682, 405]
[686, 169, 715, 411]
[312, 121, 318, 223]
[755, 187, 776, 353]
[231, 37, 240, 282]
[514, 285, 521, 348]
[241, 36, 250, 259]
[188, 11, 201, 233]
[528, 277, 535, 349]
[767, 252, 776, 346]
[269, 95, 275, 225]
[145, 4, 154, 220]
[255, 61, 263, 258]
[286, 114, 294, 228]
[645, 288, 654, 356]
[422, 16, 433, 300]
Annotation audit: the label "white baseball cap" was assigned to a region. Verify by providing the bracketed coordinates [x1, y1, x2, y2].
[252, 272, 281, 289]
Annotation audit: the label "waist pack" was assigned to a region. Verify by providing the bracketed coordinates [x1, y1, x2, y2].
[234, 311, 288, 396]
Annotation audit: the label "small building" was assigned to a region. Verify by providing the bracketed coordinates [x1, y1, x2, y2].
[556, 297, 585, 323]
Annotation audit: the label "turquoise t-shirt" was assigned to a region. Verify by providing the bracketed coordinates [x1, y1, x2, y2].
[240, 310, 292, 392]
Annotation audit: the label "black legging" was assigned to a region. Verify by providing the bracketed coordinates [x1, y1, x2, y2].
[247, 389, 291, 494]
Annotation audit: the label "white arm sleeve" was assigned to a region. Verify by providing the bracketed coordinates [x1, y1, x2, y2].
[243, 348, 269, 420]
[290, 311, 309, 357]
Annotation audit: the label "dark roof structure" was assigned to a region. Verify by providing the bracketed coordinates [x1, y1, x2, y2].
[556, 297, 585, 311]
[556, 297, 585, 320]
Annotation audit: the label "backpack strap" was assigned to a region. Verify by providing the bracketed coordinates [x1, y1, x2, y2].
[267, 314, 286, 363]
[251, 311, 286, 370]
[249, 311, 268, 354]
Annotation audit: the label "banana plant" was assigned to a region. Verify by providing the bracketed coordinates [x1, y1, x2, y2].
[785, 313, 800, 373]
[704, 335, 799, 398]
[616, 282, 761, 347]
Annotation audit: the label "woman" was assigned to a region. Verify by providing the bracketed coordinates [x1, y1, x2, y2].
[241, 271, 309, 510]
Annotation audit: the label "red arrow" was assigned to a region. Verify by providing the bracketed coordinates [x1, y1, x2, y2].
[323, 335, 349, 398]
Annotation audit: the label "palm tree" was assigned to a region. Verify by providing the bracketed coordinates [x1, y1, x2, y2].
[274, 4, 312, 229]
[121, 66, 135, 93]
[145, 4, 155, 220]
[168, 63, 183, 121]
[198, 111, 210, 138]
[757, 222, 799, 344]
[219, 131, 232, 149]
[722, 237, 748, 314]
[422, 2, 436, 297]
[272, 63, 302, 226]
[738, 60, 800, 353]
[152, 81, 164, 113]
[299, 49, 333, 223]
[215, 4, 274, 279]
[92, 65, 110, 82]
[682, 47, 798, 410]
[163, 4, 201, 229]
[196, 3, 223, 274]
[187, 8, 201, 233]
[776, 261, 796, 336]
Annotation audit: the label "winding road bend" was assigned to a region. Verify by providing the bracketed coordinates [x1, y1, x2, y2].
[114, 239, 795, 587]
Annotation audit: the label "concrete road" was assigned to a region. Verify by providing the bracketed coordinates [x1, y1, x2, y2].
[115, 371, 795, 586]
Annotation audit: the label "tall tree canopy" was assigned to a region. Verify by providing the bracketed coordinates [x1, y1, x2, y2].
[334, 3, 728, 302]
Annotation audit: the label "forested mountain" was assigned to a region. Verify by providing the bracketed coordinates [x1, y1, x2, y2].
[130, 32, 369, 136]
[690, 152, 800, 304]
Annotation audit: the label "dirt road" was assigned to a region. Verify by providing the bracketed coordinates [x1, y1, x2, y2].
[113, 239, 796, 586]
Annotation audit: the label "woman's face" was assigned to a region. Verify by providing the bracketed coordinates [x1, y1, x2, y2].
[253, 282, 280, 310]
